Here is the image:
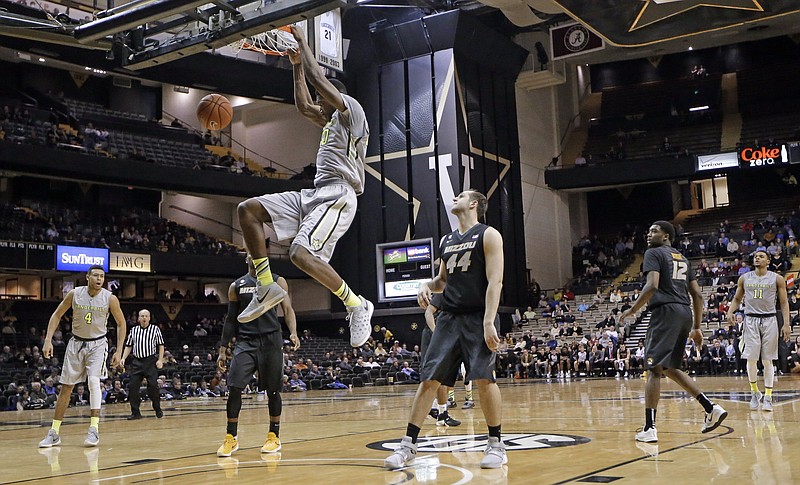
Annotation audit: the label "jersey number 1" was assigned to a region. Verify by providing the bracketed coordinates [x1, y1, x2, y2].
[671, 261, 688, 280]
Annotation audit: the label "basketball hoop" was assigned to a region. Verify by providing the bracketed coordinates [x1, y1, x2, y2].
[228, 25, 298, 57]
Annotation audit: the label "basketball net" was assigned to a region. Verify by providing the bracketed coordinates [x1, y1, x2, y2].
[228, 25, 298, 57]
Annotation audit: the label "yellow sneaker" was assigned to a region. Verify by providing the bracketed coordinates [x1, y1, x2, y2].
[261, 432, 281, 453]
[217, 434, 239, 457]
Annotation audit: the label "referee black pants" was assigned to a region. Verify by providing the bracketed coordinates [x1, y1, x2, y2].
[128, 355, 161, 414]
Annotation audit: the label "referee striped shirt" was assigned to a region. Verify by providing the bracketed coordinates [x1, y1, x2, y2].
[125, 324, 164, 359]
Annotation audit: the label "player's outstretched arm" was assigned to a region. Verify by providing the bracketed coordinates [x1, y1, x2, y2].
[218, 282, 238, 372]
[687, 279, 705, 346]
[278, 276, 300, 350]
[620, 271, 659, 323]
[777, 275, 791, 342]
[726, 276, 745, 324]
[42, 290, 74, 359]
[288, 46, 326, 127]
[290, 26, 346, 113]
[109, 295, 127, 368]
[482, 228, 504, 352]
[424, 304, 437, 332]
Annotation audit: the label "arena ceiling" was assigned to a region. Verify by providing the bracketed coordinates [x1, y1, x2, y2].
[0, 0, 799, 100]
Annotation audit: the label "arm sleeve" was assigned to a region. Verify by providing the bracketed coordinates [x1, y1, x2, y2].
[220, 301, 238, 347]
[642, 248, 660, 274]
[155, 327, 164, 346]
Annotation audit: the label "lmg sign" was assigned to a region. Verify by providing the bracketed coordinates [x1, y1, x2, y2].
[109, 252, 152, 273]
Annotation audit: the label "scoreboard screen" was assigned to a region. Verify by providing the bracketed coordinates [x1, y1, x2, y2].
[376, 238, 435, 303]
[0, 241, 54, 270]
[0, 240, 27, 269]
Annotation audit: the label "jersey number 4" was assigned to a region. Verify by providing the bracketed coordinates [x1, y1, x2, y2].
[446, 251, 472, 274]
[84, 312, 93, 325]
[671, 261, 688, 280]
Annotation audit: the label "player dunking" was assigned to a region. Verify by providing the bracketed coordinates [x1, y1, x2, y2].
[236, 26, 372, 348]
[217, 256, 299, 457]
[385, 190, 506, 470]
[39, 265, 127, 448]
[726, 250, 791, 411]
[620, 221, 727, 443]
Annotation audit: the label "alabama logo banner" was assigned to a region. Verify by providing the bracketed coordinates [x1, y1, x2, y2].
[550, 22, 604, 61]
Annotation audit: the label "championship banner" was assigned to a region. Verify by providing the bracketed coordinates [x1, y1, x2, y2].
[550, 23, 604, 60]
[315, 8, 343, 72]
[109, 252, 152, 273]
[161, 303, 182, 321]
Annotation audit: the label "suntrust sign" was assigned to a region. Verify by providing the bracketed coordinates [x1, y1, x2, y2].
[56, 245, 109, 272]
[109, 252, 151, 273]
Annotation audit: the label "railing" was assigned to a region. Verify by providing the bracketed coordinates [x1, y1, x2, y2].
[162, 110, 299, 176]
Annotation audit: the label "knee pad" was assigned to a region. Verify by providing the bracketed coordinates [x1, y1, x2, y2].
[227, 387, 243, 419]
[267, 391, 282, 417]
[88, 376, 102, 409]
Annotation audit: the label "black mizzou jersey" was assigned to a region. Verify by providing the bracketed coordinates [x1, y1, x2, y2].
[642, 245, 694, 309]
[234, 273, 282, 336]
[439, 223, 489, 314]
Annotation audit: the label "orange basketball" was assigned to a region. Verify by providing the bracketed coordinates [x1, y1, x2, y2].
[196, 94, 233, 131]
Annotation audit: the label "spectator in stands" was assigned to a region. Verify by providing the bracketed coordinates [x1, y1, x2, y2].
[287, 372, 307, 391]
[71, 384, 89, 406]
[574, 153, 587, 167]
[0, 345, 12, 364]
[193, 324, 208, 338]
[2, 320, 16, 335]
[106, 379, 128, 404]
[180, 345, 191, 362]
[400, 361, 420, 382]
[213, 377, 228, 397]
[374, 342, 387, 360]
[708, 339, 726, 375]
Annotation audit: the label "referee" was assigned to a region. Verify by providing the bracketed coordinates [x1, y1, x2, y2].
[121, 309, 164, 420]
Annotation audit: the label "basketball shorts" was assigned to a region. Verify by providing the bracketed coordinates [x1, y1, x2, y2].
[420, 311, 498, 387]
[741, 315, 778, 360]
[60, 337, 108, 385]
[227, 332, 283, 392]
[420, 326, 460, 384]
[256, 183, 357, 263]
[644, 303, 692, 371]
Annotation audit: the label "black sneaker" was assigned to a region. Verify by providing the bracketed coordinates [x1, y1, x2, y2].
[127, 413, 143, 420]
[155, 408, 164, 419]
[436, 415, 461, 427]
[428, 408, 439, 420]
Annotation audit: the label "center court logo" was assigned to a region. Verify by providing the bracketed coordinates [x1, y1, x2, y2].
[367, 433, 590, 453]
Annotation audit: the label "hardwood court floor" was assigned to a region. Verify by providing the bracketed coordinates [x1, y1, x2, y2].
[3, 375, 799, 484]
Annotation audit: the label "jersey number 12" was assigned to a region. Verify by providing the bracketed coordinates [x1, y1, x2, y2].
[671, 261, 688, 280]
